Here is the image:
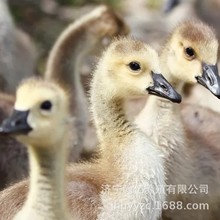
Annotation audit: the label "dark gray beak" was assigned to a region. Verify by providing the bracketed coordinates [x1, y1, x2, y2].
[196, 63, 220, 98]
[163, 0, 180, 13]
[0, 110, 32, 135]
[147, 72, 182, 103]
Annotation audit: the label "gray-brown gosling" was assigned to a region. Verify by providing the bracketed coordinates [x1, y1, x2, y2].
[0, 38, 181, 220]
[45, 5, 129, 161]
[0, 78, 72, 220]
[136, 20, 220, 220]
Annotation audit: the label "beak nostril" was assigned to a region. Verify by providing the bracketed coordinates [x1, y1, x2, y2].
[204, 66, 209, 71]
[12, 120, 22, 127]
[16, 120, 21, 126]
[160, 83, 168, 92]
[207, 75, 214, 86]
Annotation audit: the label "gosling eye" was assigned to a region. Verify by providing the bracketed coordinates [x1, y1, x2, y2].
[40, 101, 52, 111]
[184, 47, 195, 60]
[128, 61, 141, 71]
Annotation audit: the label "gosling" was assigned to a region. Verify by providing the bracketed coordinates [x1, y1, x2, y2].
[0, 78, 72, 220]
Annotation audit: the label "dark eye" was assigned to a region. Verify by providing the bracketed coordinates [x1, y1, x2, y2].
[128, 62, 141, 71]
[185, 47, 195, 58]
[40, 101, 52, 111]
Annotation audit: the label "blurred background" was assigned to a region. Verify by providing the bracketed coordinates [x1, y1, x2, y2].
[7, 0, 220, 74]
[6, 0, 169, 73]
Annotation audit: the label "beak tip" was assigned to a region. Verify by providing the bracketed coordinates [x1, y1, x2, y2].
[198, 63, 220, 98]
[172, 95, 182, 103]
[176, 99, 182, 103]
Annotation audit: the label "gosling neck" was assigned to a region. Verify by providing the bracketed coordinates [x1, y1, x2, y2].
[45, 17, 99, 109]
[139, 45, 185, 133]
[90, 77, 135, 145]
[23, 135, 69, 219]
[160, 44, 185, 94]
[135, 46, 187, 155]
[45, 19, 94, 89]
[45, 18, 99, 159]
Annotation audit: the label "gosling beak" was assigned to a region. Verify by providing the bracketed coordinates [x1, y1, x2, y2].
[147, 72, 182, 103]
[0, 109, 32, 135]
[163, 0, 180, 13]
[196, 63, 220, 98]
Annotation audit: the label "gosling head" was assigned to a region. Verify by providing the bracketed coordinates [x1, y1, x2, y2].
[0, 78, 70, 147]
[96, 38, 182, 103]
[166, 20, 220, 97]
[86, 5, 129, 45]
